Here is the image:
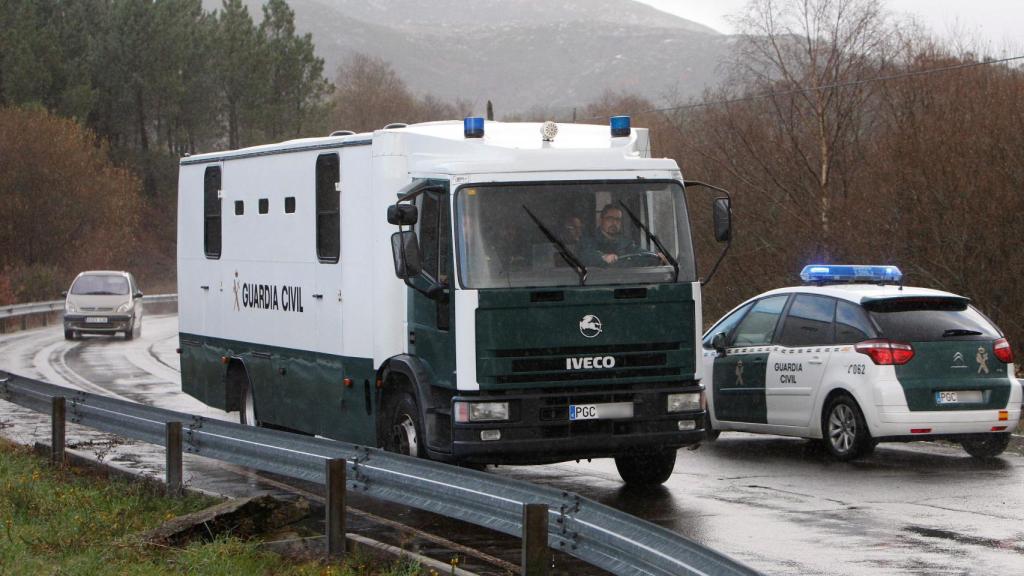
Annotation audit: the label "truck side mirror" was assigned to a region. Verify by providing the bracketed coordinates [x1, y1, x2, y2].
[387, 204, 418, 226]
[711, 332, 728, 355]
[391, 231, 422, 279]
[713, 197, 732, 243]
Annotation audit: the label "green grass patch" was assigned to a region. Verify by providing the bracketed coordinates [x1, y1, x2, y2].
[0, 438, 423, 575]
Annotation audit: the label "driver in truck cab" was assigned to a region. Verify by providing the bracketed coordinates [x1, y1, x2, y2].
[580, 204, 638, 266]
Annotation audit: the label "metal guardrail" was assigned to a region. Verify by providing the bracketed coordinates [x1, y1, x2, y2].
[0, 370, 759, 576]
[0, 294, 178, 333]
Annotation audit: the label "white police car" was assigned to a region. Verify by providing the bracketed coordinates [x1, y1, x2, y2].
[702, 265, 1021, 460]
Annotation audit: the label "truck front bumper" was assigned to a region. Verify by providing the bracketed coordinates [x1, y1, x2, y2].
[445, 384, 705, 465]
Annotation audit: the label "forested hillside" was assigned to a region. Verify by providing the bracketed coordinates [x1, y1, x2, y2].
[1, 0, 1021, 352]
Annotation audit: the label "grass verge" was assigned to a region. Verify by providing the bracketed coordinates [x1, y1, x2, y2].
[0, 438, 422, 575]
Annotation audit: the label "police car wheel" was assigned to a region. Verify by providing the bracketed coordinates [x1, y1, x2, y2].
[823, 394, 872, 461]
[614, 450, 677, 486]
[704, 424, 721, 442]
[385, 393, 424, 458]
[961, 433, 1010, 459]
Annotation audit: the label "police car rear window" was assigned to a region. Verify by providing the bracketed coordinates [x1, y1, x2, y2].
[864, 298, 1000, 342]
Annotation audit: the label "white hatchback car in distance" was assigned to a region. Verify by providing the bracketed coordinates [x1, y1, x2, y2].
[62, 271, 144, 340]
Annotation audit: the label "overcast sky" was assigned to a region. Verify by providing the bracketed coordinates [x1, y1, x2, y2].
[633, 0, 1023, 52]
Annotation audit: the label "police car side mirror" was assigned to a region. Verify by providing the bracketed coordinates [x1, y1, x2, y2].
[713, 197, 732, 243]
[391, 231, 422, 279]
[711, 332, 728, 355]
[387, 204, 418, 226]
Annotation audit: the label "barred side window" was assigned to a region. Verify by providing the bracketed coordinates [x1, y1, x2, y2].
[203, 167, 221, 259]
[316, 154, 340, 263]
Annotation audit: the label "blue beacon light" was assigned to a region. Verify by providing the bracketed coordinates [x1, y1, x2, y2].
[464, 117, 484, 139]
[610, 115, 631, 137]
[800, 264, 903, 284]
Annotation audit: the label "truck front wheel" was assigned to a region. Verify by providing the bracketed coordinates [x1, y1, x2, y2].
[614, 449, 677, 486]
[383, 393, 424, 458]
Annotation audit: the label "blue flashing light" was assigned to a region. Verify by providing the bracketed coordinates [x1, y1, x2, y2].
[800, 264, 903, 285]
[610, 115, 631, 137]
[464, 117, 484, 139]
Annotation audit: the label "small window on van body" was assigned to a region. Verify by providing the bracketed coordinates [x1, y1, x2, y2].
[285, 197, 296, 214]
[234, 200, 244, 215]
[778, 294, 836, 347]
[259, 198, 269, 214]
[203, 167, 221, 259]
[316, 153, 340, 263]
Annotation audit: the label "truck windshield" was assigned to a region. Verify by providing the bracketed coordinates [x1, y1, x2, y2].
[455, 181, 695, 289]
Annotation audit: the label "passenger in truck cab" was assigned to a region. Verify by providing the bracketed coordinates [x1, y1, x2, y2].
[580, 204, 638, 266]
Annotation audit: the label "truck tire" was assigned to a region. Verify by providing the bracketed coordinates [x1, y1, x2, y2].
[961, 433, 1010, 459]
[238, 372, 259, 427]
[822, 393, 872, 461]
[382, 393, 424, 458]
[614, 450, 677, 486]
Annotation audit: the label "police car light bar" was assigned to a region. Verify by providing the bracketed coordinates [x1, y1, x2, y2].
[800, 264, 902, 285]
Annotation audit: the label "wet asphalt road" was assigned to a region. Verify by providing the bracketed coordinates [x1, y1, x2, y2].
[1, 315, 1021, 575]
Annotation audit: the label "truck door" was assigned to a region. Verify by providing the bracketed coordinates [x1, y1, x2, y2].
[768, 294, 836, 427]
[713, 294, 789, 424]
[409, 190, 456, 390]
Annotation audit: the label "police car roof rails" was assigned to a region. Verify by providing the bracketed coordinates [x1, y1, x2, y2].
[799, 264, 903, 286]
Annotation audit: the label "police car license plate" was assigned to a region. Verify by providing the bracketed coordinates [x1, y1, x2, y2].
[935, 391, 983, 404]
[569, 402, 633, 421]
[85, 317, 108, 324]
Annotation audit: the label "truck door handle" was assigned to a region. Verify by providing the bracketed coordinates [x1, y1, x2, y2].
[200, 285, 209, 290]
[809, 356, 824, 365]
[312, 294, 323, 299]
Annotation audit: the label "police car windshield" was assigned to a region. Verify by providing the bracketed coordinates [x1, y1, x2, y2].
[455, 182, 695, 289]
[864, 298, 1001, 342]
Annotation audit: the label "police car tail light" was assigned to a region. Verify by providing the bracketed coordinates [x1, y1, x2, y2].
[854, 339, 915, 365]
[993, 338, 1013, 363]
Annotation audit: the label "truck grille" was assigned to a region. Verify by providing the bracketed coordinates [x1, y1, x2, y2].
[488, 342, 682, 385]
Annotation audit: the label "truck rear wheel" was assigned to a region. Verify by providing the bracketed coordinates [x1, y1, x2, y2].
[614, 450, 677, 486]
[236, 368, 259, 427]
[961, 433, 1010, 459]
[383, 393, 424, 458]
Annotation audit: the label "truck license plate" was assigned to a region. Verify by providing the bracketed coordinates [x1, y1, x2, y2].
[569, 402, 633, 421]
[85, 317, 108, 324]
[935, 391, 982, 404]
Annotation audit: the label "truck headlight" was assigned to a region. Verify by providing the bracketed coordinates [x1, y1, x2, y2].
[667, 393, 701, 413]
[454, 401, 510, 423]
[117, 302, 132, 313]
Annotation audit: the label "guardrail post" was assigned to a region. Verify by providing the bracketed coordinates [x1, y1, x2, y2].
[166, 421, 183, 496]
[522, 503, 550, 575]
[326, 458, 346, 558]
[51, 396, 65, 466]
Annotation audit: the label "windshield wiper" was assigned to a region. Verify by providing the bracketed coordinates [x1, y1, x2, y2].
[522, 205, 587, 286]
[942, 328, 983, 337]
[618, 201, 679, 282]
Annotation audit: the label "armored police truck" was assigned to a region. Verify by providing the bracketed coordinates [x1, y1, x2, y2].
[177, 117, 731, 485]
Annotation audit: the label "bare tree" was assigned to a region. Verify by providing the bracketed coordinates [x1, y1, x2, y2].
[730, 0, 897, 257]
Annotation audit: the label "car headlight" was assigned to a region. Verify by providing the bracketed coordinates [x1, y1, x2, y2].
[117, 302, 132, 313]
[667, 393, 701, 413]
[454, 401, 510, 423]
[65, 302, 76, 313]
